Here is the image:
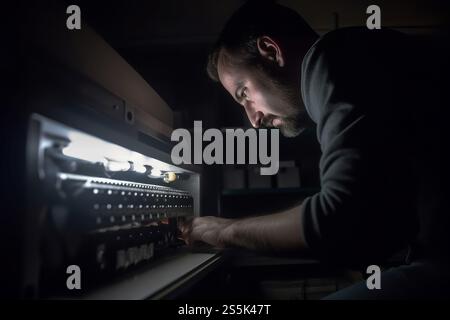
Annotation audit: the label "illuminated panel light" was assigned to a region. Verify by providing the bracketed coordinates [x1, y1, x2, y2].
[63, 131, 131, 163]
[133, 164, 147, 174]
[106, 160, 131, 172]
[60, 127, 183, 175]
[164, 172, 177, 183]
[150, 168, 162, 177]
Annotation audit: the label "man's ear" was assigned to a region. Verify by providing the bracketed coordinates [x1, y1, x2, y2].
[256, 36, 285, 67]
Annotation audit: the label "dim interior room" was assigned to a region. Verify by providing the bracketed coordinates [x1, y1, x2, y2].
[5, 0, 450, 300]
[75, 0, 450, 217]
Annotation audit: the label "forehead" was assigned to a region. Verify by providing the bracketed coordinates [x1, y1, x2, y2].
[217, 51, 246, 96]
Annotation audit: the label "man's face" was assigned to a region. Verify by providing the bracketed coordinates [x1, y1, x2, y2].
[217, 50, 307, 137]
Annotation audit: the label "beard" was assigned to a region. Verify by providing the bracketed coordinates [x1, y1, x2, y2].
[255, 60, 309, 137]
[260, 114, 306, 137]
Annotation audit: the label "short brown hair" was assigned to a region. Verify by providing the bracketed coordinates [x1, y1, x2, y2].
[206, 1, 316, 82]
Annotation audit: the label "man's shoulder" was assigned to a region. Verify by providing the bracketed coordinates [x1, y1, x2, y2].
[302, 27, 408, 70]
[300, 27, 409, 123]
[301, 27, 408, 85]
[309, 27, 406, 54]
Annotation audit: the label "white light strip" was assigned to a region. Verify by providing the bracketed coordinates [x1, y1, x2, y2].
[150, 168, 162, 177]
[57, 172, 189, 195]
[59, 126, 184, 174]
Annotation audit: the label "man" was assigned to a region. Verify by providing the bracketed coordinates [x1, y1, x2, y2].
[181, 1, 450, 298]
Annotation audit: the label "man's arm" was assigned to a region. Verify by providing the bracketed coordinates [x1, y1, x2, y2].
[181, 204, 308, 252]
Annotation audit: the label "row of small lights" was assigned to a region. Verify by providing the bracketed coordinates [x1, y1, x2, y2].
[115, 234, 159, 241]
[93, 203, 192, 210]
[91, 179, 179, 191]
[92, 188, 189, 199]
[96, 211, 172, 225]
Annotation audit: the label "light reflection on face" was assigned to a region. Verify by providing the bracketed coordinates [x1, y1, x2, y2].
[217, 51, 308, 137]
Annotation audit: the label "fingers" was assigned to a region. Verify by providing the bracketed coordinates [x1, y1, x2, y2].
[178, 217, 209, 246]
[179, 217, 192, 234]
[189, 220, 223, 247]
[178, 216, 225, 247]
[185, 218, 208, 246]
[179, 217, 198, 246]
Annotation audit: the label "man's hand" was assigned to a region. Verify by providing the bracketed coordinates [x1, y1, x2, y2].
[180, 216, 234, 248]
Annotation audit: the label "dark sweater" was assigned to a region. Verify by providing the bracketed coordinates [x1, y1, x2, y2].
[299, 27, 449, 265]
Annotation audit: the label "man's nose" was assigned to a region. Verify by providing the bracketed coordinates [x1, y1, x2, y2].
[244, 103, 263, 128]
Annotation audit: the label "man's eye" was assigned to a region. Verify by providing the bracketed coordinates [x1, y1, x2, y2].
[241, 88, 249, 100]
